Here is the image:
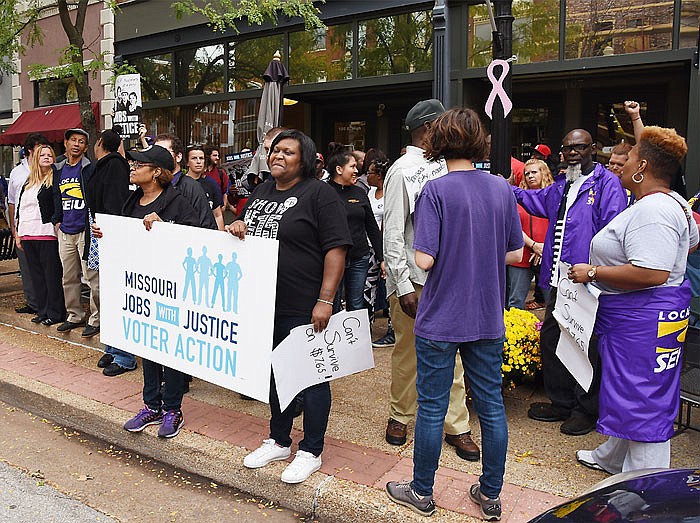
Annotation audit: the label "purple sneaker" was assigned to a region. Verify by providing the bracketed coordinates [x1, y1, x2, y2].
[124, 406, 163, 432]
[158, 410, 184, 438]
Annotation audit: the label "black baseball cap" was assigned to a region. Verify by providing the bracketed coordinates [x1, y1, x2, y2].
[127, 145, 176, 171]
[404, 99, 445, 131]
[64, 128, 89, 141]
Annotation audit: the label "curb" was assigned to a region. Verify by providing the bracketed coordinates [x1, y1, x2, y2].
[0, 366, 473, 522]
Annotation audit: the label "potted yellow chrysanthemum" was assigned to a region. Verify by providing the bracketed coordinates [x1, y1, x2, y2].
[502, 308, 542, 389]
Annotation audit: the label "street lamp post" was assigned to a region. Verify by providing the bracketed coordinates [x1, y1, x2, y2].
[432, 0, 450, 107]
[489, 0, 514, 178]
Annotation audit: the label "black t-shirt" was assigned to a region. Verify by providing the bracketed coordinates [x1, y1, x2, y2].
[196, 175, 223, 210]
[241, 177, 352, 317]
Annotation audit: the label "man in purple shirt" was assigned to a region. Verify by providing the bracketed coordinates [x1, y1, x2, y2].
[513, 129, 627, 436]
[385, 108, 523, 520]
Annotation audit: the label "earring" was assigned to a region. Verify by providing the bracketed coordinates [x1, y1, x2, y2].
[632, 172, 644, 184]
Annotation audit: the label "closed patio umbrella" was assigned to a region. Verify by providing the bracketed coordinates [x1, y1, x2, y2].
[247, 51, 290, 180]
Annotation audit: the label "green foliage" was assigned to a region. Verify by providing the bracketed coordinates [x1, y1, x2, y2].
[172, 0, 325, 34]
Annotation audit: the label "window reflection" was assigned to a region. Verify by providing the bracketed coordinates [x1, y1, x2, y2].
[36, 77, 78, 106]
[229, 35, 286, 91]
[289, 23, 353, 84]
[680, 0, 700, 48]
[131, 54, 172, 101]
[141, 100, 260, 152]
[175, 45, 225, 97]
[469, 1, 559, 67]
[358, 11, 432, 77]
[565, 0, 673, 58]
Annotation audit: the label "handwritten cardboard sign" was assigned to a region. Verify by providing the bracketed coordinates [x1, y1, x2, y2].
[552, 262, 601, 391]
[97, 214, 278, 402]
[271, 310, 375, 411]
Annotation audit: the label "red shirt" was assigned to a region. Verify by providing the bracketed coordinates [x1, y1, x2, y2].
[205, 167, 229, 201]
[512, 204, 548, 268]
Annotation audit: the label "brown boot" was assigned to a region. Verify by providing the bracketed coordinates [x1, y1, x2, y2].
[385, 418, 407, 446]
[445, 432, 480, 461]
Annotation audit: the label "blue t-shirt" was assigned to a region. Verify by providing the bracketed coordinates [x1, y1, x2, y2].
[413, 169, 523, 342]
[59, 162, 87, 234]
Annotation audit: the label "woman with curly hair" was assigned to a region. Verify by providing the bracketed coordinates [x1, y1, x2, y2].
[570, 126, 697, 472]
[507, 158, 554, 310]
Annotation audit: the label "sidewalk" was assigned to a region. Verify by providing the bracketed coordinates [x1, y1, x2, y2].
[0, 267, 697, 522]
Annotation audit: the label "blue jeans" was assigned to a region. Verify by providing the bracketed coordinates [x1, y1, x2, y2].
[105, 345, 137, 369]
[506, 265, 531, 310]
[412, 335, 508, 499]
[335, 254, 370, 312]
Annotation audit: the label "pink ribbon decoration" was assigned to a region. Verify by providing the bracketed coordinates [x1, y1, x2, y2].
[485, 59, 513, 120]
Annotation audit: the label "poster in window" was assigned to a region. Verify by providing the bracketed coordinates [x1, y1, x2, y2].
[113, 74, 142, 140]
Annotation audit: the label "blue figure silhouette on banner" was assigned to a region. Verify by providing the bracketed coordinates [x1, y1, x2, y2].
[211, 254, 227, 311]
[182, 247, 244, 313]
[226, 252, 243, 313]
[182, 247, 197, 303]
[197, 246, 212, 307]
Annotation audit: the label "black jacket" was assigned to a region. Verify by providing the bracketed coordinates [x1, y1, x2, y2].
[328, 179, 383, 262]
[122, 184, 200, 227]
[51, 155, 94, 227]
[85, 152, 131, 217]
[173, 172, 217, 230]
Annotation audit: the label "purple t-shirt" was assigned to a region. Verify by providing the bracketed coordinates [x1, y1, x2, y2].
[59, 162, 87, 234]
[413, 169, 523, 342]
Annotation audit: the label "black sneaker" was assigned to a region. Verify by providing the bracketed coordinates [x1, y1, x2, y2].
[57, 320, 84, 332]
[103, 362, 136, 377]
[31, 315, 47, 324]
[385, 480, 436, 516]
[372, 330, 395, 348]
[15, 304, 36, 314]
[97, 353, 114, 368]
[469, 484, 501, 521]
[81, 325, 100, 338]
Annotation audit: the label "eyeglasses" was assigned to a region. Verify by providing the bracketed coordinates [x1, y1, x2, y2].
[561, 143, 592, 153]
[129, 161, 156, 170]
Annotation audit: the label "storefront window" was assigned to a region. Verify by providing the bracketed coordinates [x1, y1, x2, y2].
[140, 99, 260, 152]
[358, 11, 432, 77]
[175, 45, 225, 97]
[469, 1, 559, 67]
[565, 0, 673, 58]
[131, 54, 172, 101]
[680, 0, 700, 48]
[289, 23, 353, 84]
[596, 101, 647, 162]
[35, 77, 78, 107]
[229, 35, 286, 92]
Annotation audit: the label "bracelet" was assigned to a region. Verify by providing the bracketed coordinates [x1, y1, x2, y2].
[631, 117, 641, 121]
[317, 298, 333, 306]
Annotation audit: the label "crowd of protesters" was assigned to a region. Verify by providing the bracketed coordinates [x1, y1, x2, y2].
[1, 95, 695, 520]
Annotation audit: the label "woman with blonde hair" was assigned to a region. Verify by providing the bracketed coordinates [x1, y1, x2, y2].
[15, 145, 65, 325]
[570, 126, 697, 472]
[507, 158, 554, 310]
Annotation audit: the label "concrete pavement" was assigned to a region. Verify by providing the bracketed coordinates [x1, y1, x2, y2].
[0, 260, 697, 522]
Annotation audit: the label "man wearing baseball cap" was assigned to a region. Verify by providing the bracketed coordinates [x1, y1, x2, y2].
[53, 129, 100, 336]
[382, 99, 479, 461]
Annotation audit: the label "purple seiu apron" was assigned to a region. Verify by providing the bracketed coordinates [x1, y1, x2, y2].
[594, 280, 691, 442]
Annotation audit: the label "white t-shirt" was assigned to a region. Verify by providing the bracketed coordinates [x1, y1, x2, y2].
[590, 191, 699, 294]
[368, 186, 384, 230]
[8, 159, 30, 206]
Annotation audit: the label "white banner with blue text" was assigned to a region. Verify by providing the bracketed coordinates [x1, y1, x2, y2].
[552, 262, 601, 392]
[271, 309, 375, 412]
[97, 214, 278, 402]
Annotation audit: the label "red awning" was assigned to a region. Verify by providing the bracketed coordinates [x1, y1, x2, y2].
[0, 102, 99, 146]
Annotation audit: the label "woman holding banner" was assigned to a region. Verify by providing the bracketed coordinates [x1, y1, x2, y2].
[93, 144, 199, 439]
[569, 126, 697, 473]
[226, 129, 352, 484]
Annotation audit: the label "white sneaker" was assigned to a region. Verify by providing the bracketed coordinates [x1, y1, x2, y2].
[576, 449, 605, 471]
[281, 450, 322, 484]
[243, 439, 291, 469]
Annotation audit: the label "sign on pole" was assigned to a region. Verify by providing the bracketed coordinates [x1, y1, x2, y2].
[97, 214, 278, 402]
[552, 262, 601, 391]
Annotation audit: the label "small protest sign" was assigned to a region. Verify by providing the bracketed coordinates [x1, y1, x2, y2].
[552, 262, 601, 391]
[113, 74, 142, 139]
[271, 310, 375, 411]
[97, 214, 278, 402]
